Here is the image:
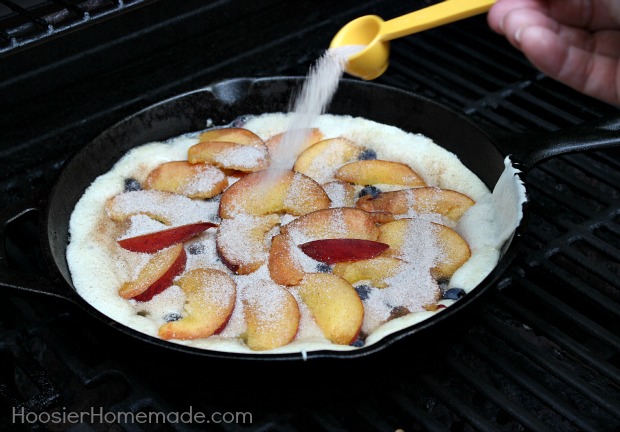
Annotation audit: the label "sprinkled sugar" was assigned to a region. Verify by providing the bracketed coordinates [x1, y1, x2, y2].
[66, 46, 526, 354]
[269, 45, 363, 172]
[182, 165, 226, 196]
[217, 214, 274, 267]
[323, 181, 351, 208]
[107, 190, 219, 226]
[67, 112, 526, 354]
[210, 145, 267, 170]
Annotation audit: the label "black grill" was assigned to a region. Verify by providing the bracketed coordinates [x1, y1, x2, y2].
[1, 1, 619, 431]
[0, 0, 154, 54]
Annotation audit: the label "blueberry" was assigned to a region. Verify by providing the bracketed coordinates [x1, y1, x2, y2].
[231, 116, 249, 128]
[164, 313, 182, 322]
[316, 262, 332, 273]
[350, 331, 367, 347]
[358, 185, 381, 199]
[443, 288, 466, 300]
[355, 284, 371, 301]
[187, 243, 206, 255]
[351, 338, 365, 347]
[358, 149, 377, 160]
[124, 178, 142, 192]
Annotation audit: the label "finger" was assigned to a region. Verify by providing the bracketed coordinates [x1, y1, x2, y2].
[489, 0, 620, 33]
[496, 3, 620, 57]
[599, 0, 620, 29]
[487, 0, 545, 35]
[519, 25, 620, 105]
[496, 7, 558, 49]
[552, 26, 620, 58]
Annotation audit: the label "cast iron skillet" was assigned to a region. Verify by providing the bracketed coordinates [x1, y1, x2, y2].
[1, 77, 619, 361]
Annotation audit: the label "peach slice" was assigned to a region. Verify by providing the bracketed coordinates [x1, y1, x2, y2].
[378, 218, 470, 280]
[145, 161, 228, 199]
[243, 280, 300, 351]
[158, 268, 236, 340]
[368, 211, 396, 225]
[118, 244, 186, 301]
[269, 208, 382, 285]
[220, 168, 248, 182]
[187, 142, 269, 172]
[218, 170, 331, 219]
[432, 226, 472, 280]
[106, 190, 215, 225]
[297, 273, 364, 345]
[335, 160, 426, 187]
[356, 187, 475, 221]
[322, 180, 356, 207]
[280, 208, 380, 241]
[198, 127, 264, 146]
[118, 222, 217, 253]
[268, 233, 306, 286]
[216, 214, 280, 274]
[265, 128, 324, 159]
[189, 127, 269, 172]
[293, 137, 363, 183]
[332, 256, 406, 288]
[299, 239, 389, 264]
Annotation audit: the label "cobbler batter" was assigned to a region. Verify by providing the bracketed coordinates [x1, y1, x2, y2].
[67, 113, 525, 354]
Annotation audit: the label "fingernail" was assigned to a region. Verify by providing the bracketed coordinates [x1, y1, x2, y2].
[515, 27, 522, 43]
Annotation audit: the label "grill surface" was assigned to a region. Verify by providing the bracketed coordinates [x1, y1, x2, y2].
[0, 0, 155, 54]
[1, 1, 620, 431]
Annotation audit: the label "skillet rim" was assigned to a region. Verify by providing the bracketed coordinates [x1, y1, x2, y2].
[42, 76, 529, 361]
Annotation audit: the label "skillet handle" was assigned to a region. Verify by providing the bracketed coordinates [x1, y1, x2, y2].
[0, 195, 76, 302]
[495, 114, 620, 170]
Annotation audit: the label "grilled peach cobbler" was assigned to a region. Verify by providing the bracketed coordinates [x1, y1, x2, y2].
[67, 113, 519, 354]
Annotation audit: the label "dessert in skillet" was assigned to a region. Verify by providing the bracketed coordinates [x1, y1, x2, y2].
[67, 112, 519, 354]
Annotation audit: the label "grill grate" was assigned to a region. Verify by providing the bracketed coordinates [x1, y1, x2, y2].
[1, 0, 620, 431]
[0, 0, 153, 54]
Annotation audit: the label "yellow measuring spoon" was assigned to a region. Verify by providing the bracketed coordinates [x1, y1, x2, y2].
[330, 0, 496, 80]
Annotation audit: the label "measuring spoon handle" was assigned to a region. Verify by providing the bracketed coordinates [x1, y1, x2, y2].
[381, 0, 496, 41]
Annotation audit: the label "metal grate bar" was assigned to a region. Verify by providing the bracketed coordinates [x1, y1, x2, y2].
[527, 79, 615, 120]
[481, 306, 620, 419]
[0, 334, 61, 412]
[387, 392, 454, 432]
[418, 373, 501, 431]
[560, 236, 620, 287]
[493, 96, 564, 131]
[388, 47, 473, 107]
[526, 176, 606, 226]
[0, 0, 152, 54]
[496, 294, 620, 385]
[463, 335, 606, 432]
[591, 151, 620, 171]
[564, 153, 620, 190]
[443, 354, 555, 432]
[441, 26, 529, 81]
[51, 0, 86, 17]
[542, 257, 620, 317]
[0, 0, 50, 29]
[514, 276, 620, 351]
[538, 162, 618, 210]
[508, 91, 585, 127]
[406, 36, 505, 94]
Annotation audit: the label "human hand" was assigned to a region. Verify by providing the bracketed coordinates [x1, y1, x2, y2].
[488, 0, 620, 105]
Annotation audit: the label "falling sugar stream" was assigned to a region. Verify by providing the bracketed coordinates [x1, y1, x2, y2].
[268, 45, 365, 173]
